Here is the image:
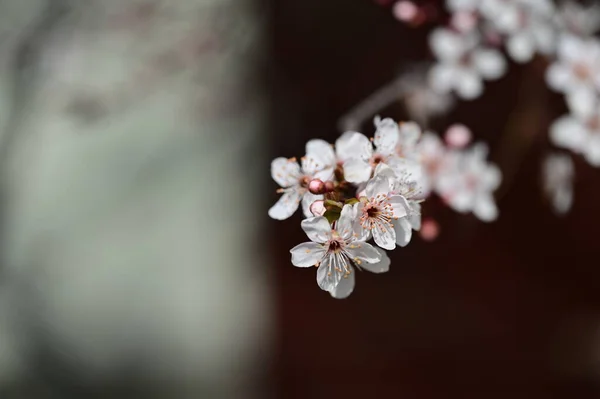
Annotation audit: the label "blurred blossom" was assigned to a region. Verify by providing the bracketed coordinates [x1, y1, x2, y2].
[556, 0, 600, 37]
[428, 28, 506, 100]
[543, 153, 574, 215]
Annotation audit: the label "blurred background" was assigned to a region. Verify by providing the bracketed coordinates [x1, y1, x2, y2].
[0, 0, 600, 398]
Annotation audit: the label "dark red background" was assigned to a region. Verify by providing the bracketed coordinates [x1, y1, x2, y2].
[266, 1, 600, 397]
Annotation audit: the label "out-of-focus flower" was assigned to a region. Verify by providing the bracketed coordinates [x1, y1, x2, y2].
[546, 34, 600, 98]
[556, 0, 600, 37]
[437, 143, 502, 221]
[290, 206, 390, 299]
[268, 150, 334, 220]
[550, 95, 600, 167]
[481, 0, 556, 63]
[543, 153, 574, 215]
[337, 117, 403, 183]
[428, 28, 507, 100]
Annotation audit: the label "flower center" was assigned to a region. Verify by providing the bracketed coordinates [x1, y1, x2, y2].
[298, 175, 311, 188]
[574, 63, 591, 80]
[360, 198, 396, 231]
[370, 154, 386, 167]
[587, 115, 600, 131]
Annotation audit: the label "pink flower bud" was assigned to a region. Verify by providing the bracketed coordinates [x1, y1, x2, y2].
[445, 124, 472, 149]
[392, 1, 418, 23]
[324, 180, 335, 192]
[308, 179, 326, 194]
[419, 218, 440, 241]
[310, 200, 326, 216]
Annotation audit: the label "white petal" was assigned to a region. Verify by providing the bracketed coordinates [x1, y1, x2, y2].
[337, 204, 356, 241]
[455, 68, 483, 100]
[584, 136, 600, 167]
[532, 24, 555, 55]
[482, 165, 502, 190]
[408, 202, 422, 231]
[365, 174, 391, 198]
[329, 269, 355, 299]
[374, 117, 400, 155]
[346, 241, 381, 263]
[302, 192, 323, 218]
[550, 116, 587, 151]
[271, 157, 301, 187]
[394, 218, 413, 247]
[335, 131, 372, 162]
[388, 195, 409, 219]
[268, 189, 302, 220]
[352, 203, 371, 242]
[472, 48, 506, 80]
[343, 158, 372, 184]
[398, 122, 422, 150]
[373, 162, 396, 180]
[359, 248, 391, 274]
[290, 242, 326, 267]
[300, 216, 332, 243]
[316, 255, 344, 292]
[545, 64, 571, 92]
[473, 193, 498, 221]
[566, 89, 597, 120]
[305, 139, 336, 168]
[507, 33, 535, 63]
[429, 28, 467, 61]
[372, 222, 397, 250]
[429, 63, 457, 94]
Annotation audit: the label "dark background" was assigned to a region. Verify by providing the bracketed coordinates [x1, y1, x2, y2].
[267, 1, 600, 397]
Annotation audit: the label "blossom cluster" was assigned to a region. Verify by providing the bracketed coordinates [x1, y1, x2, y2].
[269, 117, 500, 298]
[381, 0, 600, 215]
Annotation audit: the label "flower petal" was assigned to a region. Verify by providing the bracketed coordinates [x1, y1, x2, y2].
[359, 248, 390, 274]
[335, 131, 372, 162]
[429, 63, 457, 94]
[271, 157, 301, 187]
[329, 270, 355, 299]
[374, 117, 400, 155]
[302, 192, 323, 218]
[343, 158, 373, 184]
[346, 241, 381, 263]
[455, 68, 483, 100]
[290, 242, 326, 267]
[316, 255, 344, 292]
[268, 189, 302, 220]
[550, 116, 586, 151]
[473, 193, 498, 221]
[546, 64, 571, 92]
[408, 201, 422, 231]
[301, 216, 332, 243]
[394, 217, 413, 247]
[365, 175, 391, 198]
[388, 195, 409, 219]
[337, 204, 357, 241]
[507, 33, 535, 63]
[472, 48, 506, 80]
[305, 139, 336, 168]
[372, 222, 397, 250]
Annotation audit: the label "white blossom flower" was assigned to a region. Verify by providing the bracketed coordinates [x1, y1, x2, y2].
[415, 131, 448, 195]
[543, 153, 574, 215]
[289, 205, 390, 298]
[550, 94, 600, 167]
[268, 142, 335, 220]
[546, 34, 600, 98]
[436, 143, 501, 221]
[336, 116, 402, 183]
[429, 28, 507, 100]
[556, 0, 600, 37]
[481, 0, 556, 63]
[353, 174, 409, 250]
[373, 163, 422, 246]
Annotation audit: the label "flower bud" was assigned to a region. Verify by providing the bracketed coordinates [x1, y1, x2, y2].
[419, 218, 440, 241]
[308, 179, 326, 194]
[324, 180, 335, 192]
[445, 124, 472, 149]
